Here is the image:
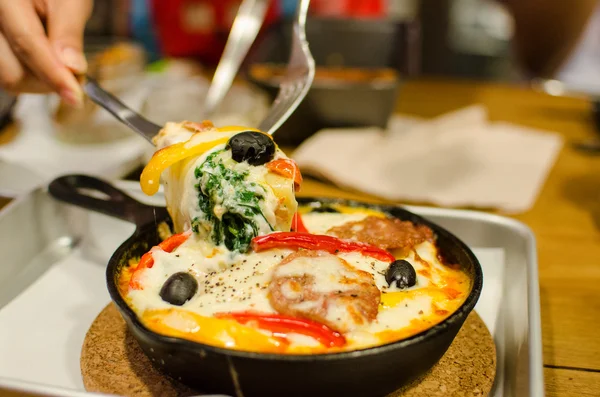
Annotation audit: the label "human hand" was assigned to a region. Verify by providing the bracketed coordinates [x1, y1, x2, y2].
[0, 0, 93, 107]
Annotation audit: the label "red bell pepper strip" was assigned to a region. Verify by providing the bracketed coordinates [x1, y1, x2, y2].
[215, 311, 346, 348]
[290, 212, 309, 233]
[129, 232, 190, 289]
[251, 232, 395, 263]
[266, 158, 302, 191]
[135, 251, 154, 272]
[156, 232, 190, 253]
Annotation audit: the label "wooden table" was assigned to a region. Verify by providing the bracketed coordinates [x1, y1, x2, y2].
[292, 79, 600, 397]
[1, 78, 599, 396]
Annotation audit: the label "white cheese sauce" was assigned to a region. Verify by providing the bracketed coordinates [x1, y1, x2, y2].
[159, 123, 297, 237]
[134, 123, 470, 352]
[128, 236, 295, 316]
[126, 210, 468, 351]
[300, 212, 370, 234]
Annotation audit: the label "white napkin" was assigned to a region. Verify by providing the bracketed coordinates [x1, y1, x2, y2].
[293, 105, 564, 213]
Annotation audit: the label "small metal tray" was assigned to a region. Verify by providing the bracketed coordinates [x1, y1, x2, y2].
[0, 181, 543, 397]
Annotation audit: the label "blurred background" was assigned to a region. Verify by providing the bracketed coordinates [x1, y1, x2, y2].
[81, 0, 517, 79]
[1, 0, 599, 152]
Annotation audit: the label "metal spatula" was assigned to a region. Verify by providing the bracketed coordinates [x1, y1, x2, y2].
[258, 0, 314, 135]
[82, 76, 161, 144]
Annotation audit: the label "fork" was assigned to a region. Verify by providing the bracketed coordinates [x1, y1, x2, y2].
[82, 0, 270, 144]
[82, 0, 271, 145]
[82, 0, 314, 143]
[202, 0, 270, 118]
[258, 0, 315, 135]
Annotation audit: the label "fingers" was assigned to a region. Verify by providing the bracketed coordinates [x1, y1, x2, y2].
[0, 31, 23, 91]
[47, 0, 93, 74]
[0, 0, 83, 105]
[0, 31, 51, 93]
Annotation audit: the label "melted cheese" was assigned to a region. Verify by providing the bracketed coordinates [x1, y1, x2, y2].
[274, 254, 357, 293]
[299, 212, 370, 234]
[128, 236, 292, 315]
[121, 207, 471, 354]
[271, 251, 375, 333]
[133, 121, 469, 354]
[155, 122, 297, 235]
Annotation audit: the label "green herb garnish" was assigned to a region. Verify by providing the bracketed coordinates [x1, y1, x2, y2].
[192, 150, 271, 252]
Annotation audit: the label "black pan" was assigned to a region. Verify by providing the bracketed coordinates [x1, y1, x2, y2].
[48, 174, 483, 397]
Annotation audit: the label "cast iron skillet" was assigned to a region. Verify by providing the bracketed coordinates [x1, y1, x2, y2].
[48, 174, 483, 397]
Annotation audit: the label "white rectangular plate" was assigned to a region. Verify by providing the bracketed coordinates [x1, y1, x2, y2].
[0, 183, 543, 397]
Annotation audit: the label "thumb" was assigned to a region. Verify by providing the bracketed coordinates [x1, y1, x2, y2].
[47, 0, 93, 74]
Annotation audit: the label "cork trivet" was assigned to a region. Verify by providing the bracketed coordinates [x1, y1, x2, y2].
[389, 313, 496, 397]
[81, 304, 196, 397]
[81, 304, 496, 397]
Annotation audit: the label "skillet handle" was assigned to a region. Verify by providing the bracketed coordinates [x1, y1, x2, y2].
[48, 174, 165, 227]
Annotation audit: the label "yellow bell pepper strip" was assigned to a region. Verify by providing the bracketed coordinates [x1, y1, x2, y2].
[140, 137, 229, 196]
[129, 231, 190, 289]
[142, 308, 289, 353]
[217, 125, 262, 133]
[379, 287, 462, 310]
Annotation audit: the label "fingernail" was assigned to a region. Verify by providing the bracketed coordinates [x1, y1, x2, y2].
[60, 88, 83, 108]
[60, 47, 87, 73]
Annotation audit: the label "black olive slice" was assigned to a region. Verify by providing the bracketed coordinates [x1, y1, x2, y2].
[385, 260, 417, 289]
[159, 272, 198, 306]
[226, 131, 275, 166]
